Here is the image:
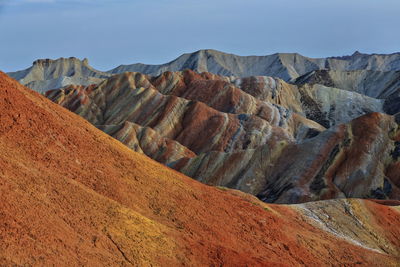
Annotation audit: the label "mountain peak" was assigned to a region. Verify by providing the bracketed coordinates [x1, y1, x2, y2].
[352, 50, 364, 56]
[32, 57, 89, 66]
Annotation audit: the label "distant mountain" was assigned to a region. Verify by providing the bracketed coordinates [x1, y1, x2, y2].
[108, 49, 400, 80]
[8, 50, 400, 92]
[7, 57, 111, 92]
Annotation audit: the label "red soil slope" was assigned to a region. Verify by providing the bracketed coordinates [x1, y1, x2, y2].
[1, 71, 399, 266]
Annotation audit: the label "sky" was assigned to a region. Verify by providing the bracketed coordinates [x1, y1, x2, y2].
[0, 0, 399, 72]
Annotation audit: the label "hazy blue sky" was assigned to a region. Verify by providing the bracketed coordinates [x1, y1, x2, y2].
[1, 0, 399, 72]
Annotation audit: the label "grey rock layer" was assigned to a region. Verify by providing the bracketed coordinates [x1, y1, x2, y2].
[8, 50, 400, 92]
[8, 57, 111, 92]
[108, 49, 400, 80]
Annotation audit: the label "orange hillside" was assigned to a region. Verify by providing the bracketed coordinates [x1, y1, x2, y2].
[0, 71, 399, 266]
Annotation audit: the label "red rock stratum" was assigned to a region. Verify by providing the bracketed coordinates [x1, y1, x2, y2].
[1, 72, 400, 266]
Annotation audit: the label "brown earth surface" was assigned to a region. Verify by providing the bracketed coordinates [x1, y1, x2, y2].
[1, 72, 400, 266]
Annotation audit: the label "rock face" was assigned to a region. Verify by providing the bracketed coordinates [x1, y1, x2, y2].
[256, 112, 400, 203]
[7, 57, 111, 92]
[44, 70, 399, 204]
[172, 112, 400, 202]
[1, 72, 400, 266]
[294, 69, 400, 115]
[233, 76, 384, 128]
[294, 69, 400, 98]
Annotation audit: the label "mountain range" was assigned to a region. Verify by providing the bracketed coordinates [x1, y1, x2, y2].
[8, 49, 400, 90]
[6, 49, 400, 205]
[2, 48, 400, 265]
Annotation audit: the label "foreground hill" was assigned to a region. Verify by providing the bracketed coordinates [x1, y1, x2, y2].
[1, 73, 400, 265]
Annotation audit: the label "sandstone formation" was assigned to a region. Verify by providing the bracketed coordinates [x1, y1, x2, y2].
[7, 57, 111, 92]
[1, 72, 400, 266]
[172, 112, 400, 202]
[46, 73, 291, 154]
[294, 69, 400, 115]
[256, 112, 400, 203]
[98, 121, 196, 165]
[42, 70, 398, 204]
[233, 76, 384, 128]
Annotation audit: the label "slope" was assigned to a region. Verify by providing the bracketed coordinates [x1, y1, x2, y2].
[1, 73, 400, 265]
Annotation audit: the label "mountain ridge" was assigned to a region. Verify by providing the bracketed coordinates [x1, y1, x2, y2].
[8, 49, 400, 92]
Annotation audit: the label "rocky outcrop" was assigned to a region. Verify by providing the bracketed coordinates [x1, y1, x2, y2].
[233, 76, 384, 128]
[1, 72, 400, 266]
[294, 69, 400, 98]
[257, 112, 400, 203]
[294, 69, 400, 115]
[7, 57, 111, 92]
[173, 113, 400, 203]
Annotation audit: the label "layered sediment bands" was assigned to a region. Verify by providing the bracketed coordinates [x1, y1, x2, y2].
[46, 72, 300, 155]
[171, 141, 288, 195]
[295, 199, 400, 257]
[233, 76, 304, 112]
[257, 112, 400, 203]
[173, 113, 400, 202]
[150, 71, 325, 139]
[152, 71, 284, 124]
[234, 76, 384, 128]
[98, 122, 196, 165]
[3, 72, 400, 265]
[44, 71, 399, 203]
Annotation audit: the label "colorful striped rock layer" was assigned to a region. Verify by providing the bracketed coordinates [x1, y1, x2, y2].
[1, 72, 400, 266]
[45, 70, 400, 204]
